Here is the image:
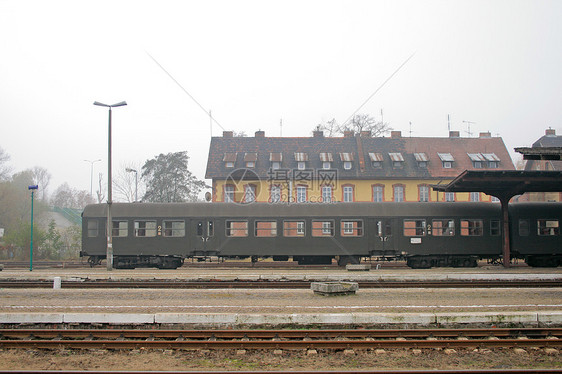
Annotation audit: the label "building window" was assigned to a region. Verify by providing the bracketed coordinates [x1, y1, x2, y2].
[393, 185, 404, 202]
[470, 192, 480, 202]
[246, 161, 255, 168]
[372, 161, 382, 169]
[322, 162, 331, 170]
[491, 196, 500, 203]
[271, 161, 281, 170]
[270, 185, 281, 203]
[460, 219, 483, 236]
[163, 220, 185, 237]
[373, 185, 384, 202]
[341, 220, 363, 236]
[418, 161, 427, 168]
[519, 219, 530, 236]
[488, 161, 499, 168]
[112, 221, 128, 237]
[87, 220, 99, 237]
[255, 221, 277, 237]
[321, 185, 332, 203]
[296, 185, 307, 203]
[419, 186, 429, 202]
[297, 161, 306, 170]
[244, 185, 256, 203]
[445, 192, 455, 202]
[312, 220, 334, 237]
[226, 220, 248, 237]
[134, 220, 157, 237]
[432, 219, 455, 236]
[443, 161, 452, 169]
[473, 161, 482, 169]
[343, 161, 352, 170]
[225, 161, 234, 168]
[284, 220, 305, 237]
[343, 185, 354, 202]
[537, 220, 559, 236]
[224, 185, 235, 203]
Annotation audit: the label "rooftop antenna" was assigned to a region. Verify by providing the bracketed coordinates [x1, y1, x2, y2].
[447, 114, 451, 132]
[381, 109, 384, 124]
[463, 120, 476, 137]
[209, 109, 212, 137]
[409, 122, 413, 137]
[280, 118, 283, 137]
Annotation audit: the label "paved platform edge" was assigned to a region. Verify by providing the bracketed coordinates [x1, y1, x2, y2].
[1, 311, 561, 326]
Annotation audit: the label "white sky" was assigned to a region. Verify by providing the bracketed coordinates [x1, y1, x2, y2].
[1, 0, 561, 198]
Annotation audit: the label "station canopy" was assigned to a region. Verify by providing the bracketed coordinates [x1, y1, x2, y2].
[432, 170, 562, 200]
[515, 147, 562, 161]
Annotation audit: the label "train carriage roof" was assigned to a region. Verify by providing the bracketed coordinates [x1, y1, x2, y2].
[83, 202, 504, 219]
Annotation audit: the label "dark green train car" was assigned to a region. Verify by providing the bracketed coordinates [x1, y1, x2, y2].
[81, 202, 561, 269]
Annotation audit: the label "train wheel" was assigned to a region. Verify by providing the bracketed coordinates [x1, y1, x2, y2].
[337, 256, 361, 267]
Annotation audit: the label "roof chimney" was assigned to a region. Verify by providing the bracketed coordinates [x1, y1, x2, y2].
[255, 130, 265, 138]
[546, 128, 556, 136]
[223, 131, 233, 138]
[391, 131, 401, 138]
[360, 131, 371, 138]
[449, 131, 460, 138]
[479, 132, 491, 138]
[344, 130, 354, 138]
[313, 130, 324, 138]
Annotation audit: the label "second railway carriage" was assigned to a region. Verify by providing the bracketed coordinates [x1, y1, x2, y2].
[80, 202, 533, 269]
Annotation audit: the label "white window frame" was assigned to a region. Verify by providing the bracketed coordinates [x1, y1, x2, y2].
[419, 186, 429, 202]
[343, 186, 353, 202]
[373, 186, 383, 202]
[224, 185, 234, 203]
[296, 186, 307, 203]
[394, 186, 404, 202]
[321, 185, 332, 203]
[343, 161, 352, 170]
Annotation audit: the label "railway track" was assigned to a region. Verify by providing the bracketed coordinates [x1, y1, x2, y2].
[0, 279, 560, 289]
[0, 371, 561, 374]
[1, 328, 561, 351]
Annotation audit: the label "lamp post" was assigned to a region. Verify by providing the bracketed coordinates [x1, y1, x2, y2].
[125, 168, 138, 202]
[93, 100, 127, 271]
[28, 185, 38, 272]
[84, 159, 101, 197]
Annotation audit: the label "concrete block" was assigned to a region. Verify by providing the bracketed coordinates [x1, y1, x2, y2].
[436, 312, 537, 325]
[63, 313, 154, 324]
[0, 313, 63, 324]
[538, 311, 562, 325]
[155, 313, 236, 325]
[291, 313, 354, 325]
[346, 264, 371, 271]
[353, 313, 436, 325]
[236, 314, 292, 325]
[311, 282, 358, 295]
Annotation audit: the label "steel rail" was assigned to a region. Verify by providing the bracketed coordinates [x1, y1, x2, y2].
[1, 328, 561, 340]
[0, 280, 560, 289]
[1, 338, 561, 350]
[0, 370, 561, 374]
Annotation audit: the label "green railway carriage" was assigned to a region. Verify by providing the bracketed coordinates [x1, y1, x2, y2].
[81, 202, 562, 269]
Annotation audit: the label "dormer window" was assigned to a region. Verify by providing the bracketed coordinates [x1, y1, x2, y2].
[369, 153, 384, 169]
[322, 162, 331, 170]
[339, 153, 354, 170]
[269, 152, 283, 170]
[294, 152, 308, 170]
[482, 153, 500, 168]
[319, 153, 333, 170]
[223, 153, 237, 168]
[467, 153, 485, 169]
[388, 153, 404, 169]
[244, 153, 257, 168]
[414, 153, 428, 168]
[438, 153, 454, 169]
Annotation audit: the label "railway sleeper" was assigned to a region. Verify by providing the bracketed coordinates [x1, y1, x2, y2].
[406, 255, 478, 269]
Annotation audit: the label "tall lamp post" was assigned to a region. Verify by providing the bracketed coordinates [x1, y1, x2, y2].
[28, 185, 38, 272]
[125, 168, 138, 202]
[93, 100, 127, 271]
[84, 159, 101, 197]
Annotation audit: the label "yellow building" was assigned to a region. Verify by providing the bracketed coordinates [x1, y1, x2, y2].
[205, 130, 514, 203]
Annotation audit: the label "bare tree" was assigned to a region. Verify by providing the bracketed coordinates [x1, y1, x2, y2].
[0, 147, 12, 181]
[314, 113, 392, 137]
[315, 118, 339, 137]
[32, 166, 51, 201]
[96, 173, 105, 204]
[114, 162, 145, 202]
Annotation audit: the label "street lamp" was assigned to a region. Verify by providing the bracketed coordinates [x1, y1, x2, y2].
[84, 159, 101, 197]
[93, 100, 127, 271]
[125, 168, 138, 202]
[28, 185, 38, 272]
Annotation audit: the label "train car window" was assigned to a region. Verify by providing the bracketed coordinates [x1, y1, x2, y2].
[87, 220, 99, 237]
[255, 221, 277, 237]
[226, 220, 248, 237]
[341, 220, 363, 237]
[134, 220, 157, 237]
[432, 219, 454, 236]
[163, 220, 185, 237]
[112, 221, 128, 237]
[460, 219, 483, 236]
[312, 220, 334, 237]
[197, 221, 203, 236]
[519, 220, 530, 236]
[537, 220, 560, 236]
[404, 219, 426, 236]
[208, 221, 214, 237]
[490, 220, 501, 236]
[284, 220, 305, 237]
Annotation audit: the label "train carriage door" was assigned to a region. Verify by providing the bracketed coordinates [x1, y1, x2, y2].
[370, 219, 394, 258]
[193, 219, 216, 257]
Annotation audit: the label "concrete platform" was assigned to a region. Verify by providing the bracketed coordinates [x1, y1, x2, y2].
[1, 311, 561, 327]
